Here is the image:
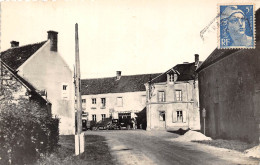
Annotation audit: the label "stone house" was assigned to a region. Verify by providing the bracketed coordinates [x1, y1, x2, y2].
[81, 71, 160, 128]
[146, 55, 201, 131]
[195, 9, 260, 143]
[0, 31, 74, 135]
[0, 59, 51, 113]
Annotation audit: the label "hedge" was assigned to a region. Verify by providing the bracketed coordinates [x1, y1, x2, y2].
[0, 99, 59, 164]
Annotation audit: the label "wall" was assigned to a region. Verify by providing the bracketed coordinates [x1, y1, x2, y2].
[198, 48, 260, 142]
[82, 91, 146, 122]
[17, 41, 74, 135]
[147, 80, 200, 131]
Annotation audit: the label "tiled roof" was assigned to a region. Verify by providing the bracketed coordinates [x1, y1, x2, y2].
[81, 73, 161, 95]
[0, 41, 47, 70]
[151, 62, 202, 83]
[196, 8, 260, 72]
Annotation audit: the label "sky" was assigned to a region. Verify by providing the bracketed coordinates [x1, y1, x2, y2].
[1, 0, 259, 78]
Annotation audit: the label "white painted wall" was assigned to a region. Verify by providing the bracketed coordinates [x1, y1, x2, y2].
[82, 91, 146, 122]
[18, 41, 75, 135]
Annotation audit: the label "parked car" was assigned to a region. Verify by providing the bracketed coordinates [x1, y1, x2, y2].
[91, 118, 112, 130]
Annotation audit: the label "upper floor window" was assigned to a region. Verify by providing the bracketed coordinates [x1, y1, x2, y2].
[169, 74, 174, 82]
[175, 90, 182, 101]
[117, 97, 123, 107]
[61, 83, 69, 100]
[63, 85, 67, 90]
[101, 98, 106, 107]
[158, 91, 165, 102]
[82, 99, 86, 103]
[92, 98, 96, 104]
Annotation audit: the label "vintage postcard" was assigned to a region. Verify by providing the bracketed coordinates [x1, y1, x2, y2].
[0, 0, 260, 164]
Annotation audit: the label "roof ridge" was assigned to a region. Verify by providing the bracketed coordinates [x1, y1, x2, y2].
[1, 40, 47, 54]
[81, 72, 162, 80]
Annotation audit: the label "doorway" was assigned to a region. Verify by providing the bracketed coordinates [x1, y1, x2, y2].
[159, 111, 166, 129]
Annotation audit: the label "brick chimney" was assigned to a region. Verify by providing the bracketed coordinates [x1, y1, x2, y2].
[116, 71, 122, 80]
[47, 31, 58, 52]
[10, 41, 19, 48]
[195, 54, 199, 66]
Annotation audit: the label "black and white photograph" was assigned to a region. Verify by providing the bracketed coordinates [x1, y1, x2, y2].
[0, 0, 260, 164]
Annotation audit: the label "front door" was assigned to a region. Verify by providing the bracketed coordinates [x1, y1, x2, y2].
[159, 111, 166, 129]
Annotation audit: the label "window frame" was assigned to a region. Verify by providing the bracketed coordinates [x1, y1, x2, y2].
[101, 114, 106, 121]
[159, 111, 166, 121]
[158, 91, 165, 102]
[175, 90, 182, 101]
[92, 98, 96, 104]
[101, 98, 106, 107]
[63, 85, 67, 90]
[92, 114, 96, 122]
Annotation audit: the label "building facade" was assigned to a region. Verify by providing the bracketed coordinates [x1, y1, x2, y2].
[81, 72, 160, 128]
[196, 9, 260, 143]
[0, 31, 74, 135]
[146, 55, 201, 131]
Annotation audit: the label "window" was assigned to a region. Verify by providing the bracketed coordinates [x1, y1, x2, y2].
[177, 111, 183, 122]
[82, 99, 86, 108]
[92, 114, 96, 122]
[61, 83, 69, 100]
[158, 91, 165, 102]
[169, 74, 174, 82]
[173, 110, 186, 123]
[101, 98, 106, 107]
[63, 85, 67, 90]
[101, 114, 106, 121]
[117, 97, 123, 106]
[92, 98, 96, 104]
[159, 111, 165, 121]
[175, 90, 182, 101]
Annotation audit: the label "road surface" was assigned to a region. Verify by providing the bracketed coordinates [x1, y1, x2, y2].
[85, 130, 259, 165]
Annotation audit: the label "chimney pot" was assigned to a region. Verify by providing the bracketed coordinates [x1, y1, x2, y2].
[10, 41, 19, 48]
[116, 71, 121, 80]
[47, 31, 58, 52]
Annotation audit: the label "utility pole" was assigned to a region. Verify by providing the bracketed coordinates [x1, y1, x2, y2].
[75, 23, 84, 155]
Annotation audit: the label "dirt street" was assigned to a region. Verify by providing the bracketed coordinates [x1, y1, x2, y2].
[85, 130, 260, 165]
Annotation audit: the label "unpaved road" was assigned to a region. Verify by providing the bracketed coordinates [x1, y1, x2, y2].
[85, 130, 260, 165]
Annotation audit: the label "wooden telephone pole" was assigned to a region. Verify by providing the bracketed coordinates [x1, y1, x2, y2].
[75, 23, 84, 155]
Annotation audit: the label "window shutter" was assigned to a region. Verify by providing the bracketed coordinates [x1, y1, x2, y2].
[183, 110, 187, 123]
[172, 111, 177, 123]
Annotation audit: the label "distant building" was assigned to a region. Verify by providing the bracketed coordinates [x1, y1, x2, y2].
[81, 71, 160, 128]
[146, 55, 201, 131]
[196, 9, 260, 143]
[0, 31, 74, 135]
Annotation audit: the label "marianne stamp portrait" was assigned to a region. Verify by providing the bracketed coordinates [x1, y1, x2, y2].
[218, 4, 255, 49]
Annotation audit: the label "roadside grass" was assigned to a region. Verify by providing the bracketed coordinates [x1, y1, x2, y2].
[192, 139, 257, 152]
[37, 135, 115, 165]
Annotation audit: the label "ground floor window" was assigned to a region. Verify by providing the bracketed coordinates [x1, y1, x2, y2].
[92, 114, 96, 122]
[159, 111, 165, 121]
[177, 111, 183, 122]
[173, 110, 186, 123]
[101, 114, 106, 121]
